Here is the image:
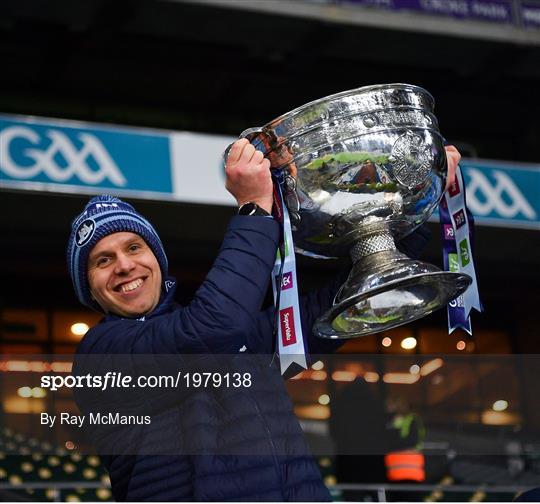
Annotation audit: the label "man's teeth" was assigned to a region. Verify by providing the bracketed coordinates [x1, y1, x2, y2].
[121, 278, 144, 293]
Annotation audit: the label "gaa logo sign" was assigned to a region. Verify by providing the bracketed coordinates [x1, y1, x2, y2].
[465, 167, 536, 221]
[0, 126, 127, 186]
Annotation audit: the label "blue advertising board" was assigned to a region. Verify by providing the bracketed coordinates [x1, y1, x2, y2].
[0, 115, 173, 198]
[1, 114, 538, 230]
[459, 160, 539, 229]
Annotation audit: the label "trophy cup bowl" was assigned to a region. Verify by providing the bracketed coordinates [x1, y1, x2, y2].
[237, 84, 471, 339]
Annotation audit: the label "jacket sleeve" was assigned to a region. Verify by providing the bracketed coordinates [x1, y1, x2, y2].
[179, 215, 280, 353]
[79, 215, 281, 356]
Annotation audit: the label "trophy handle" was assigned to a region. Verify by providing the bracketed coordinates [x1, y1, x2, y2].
[239, 127, 265, 142]
[223, 127, 301, 225]
[222, 127, 264, 165]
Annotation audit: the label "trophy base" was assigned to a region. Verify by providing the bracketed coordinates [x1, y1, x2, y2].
[314, 249, 472, 339]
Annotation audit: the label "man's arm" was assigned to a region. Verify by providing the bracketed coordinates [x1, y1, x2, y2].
[78, 139, 279, 356]
[78, 215, 279, 355]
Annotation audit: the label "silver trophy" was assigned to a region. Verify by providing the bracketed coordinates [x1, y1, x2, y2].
[237, 84, 471, 339]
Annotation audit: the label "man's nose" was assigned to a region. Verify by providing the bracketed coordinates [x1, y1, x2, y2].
[114, 253, 136, 274]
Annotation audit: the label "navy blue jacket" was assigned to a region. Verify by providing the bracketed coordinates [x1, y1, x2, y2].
[75, 216, 431, 501]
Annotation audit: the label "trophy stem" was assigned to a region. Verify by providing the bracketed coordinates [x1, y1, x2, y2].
[350, 230, 397, 263]
[314, 232, 472, 339]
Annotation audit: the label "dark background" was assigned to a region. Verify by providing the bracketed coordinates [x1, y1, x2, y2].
[1, 0, 539, 161]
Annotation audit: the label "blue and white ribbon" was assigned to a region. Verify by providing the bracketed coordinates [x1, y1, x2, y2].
[271, 175, 307, 376]
[440, 164, 482, 334]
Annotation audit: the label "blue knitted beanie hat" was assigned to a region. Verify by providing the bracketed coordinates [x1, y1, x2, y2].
[67, 195, 168, 311]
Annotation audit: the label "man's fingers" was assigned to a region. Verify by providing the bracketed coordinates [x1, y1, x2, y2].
[252, 150, 264, 164]
[260, 158, 271, 171]
[444, 145, 461, 190]
[227, 138, 249, 164]
[238, 142, 256, 164]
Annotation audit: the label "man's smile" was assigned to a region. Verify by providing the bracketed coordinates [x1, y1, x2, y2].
[114, 277, 147, 294]
[87, 232, 162, 317]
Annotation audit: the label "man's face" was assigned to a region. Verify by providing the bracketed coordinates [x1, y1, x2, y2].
[87, 232, 162, 318]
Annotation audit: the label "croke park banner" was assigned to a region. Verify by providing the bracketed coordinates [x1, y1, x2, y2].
[1, 114, 538, 230]
[341, 0, 540, 28]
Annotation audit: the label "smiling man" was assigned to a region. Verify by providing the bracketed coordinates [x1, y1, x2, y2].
[67, 140, 349, 501]
[67, 195, 170, 319]
[69, 194, 349, 502]
[68, 140, 461, 501]
[87, 232, 162, 318]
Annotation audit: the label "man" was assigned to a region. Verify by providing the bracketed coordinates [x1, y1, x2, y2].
[69, 139, 461, 501]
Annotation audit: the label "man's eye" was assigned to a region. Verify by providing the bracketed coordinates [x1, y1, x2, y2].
[129, 244, 141, 252]
[96, 257, 110, 267]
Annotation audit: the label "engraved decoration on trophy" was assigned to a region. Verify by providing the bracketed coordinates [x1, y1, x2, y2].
[234, 84, 472, 339]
